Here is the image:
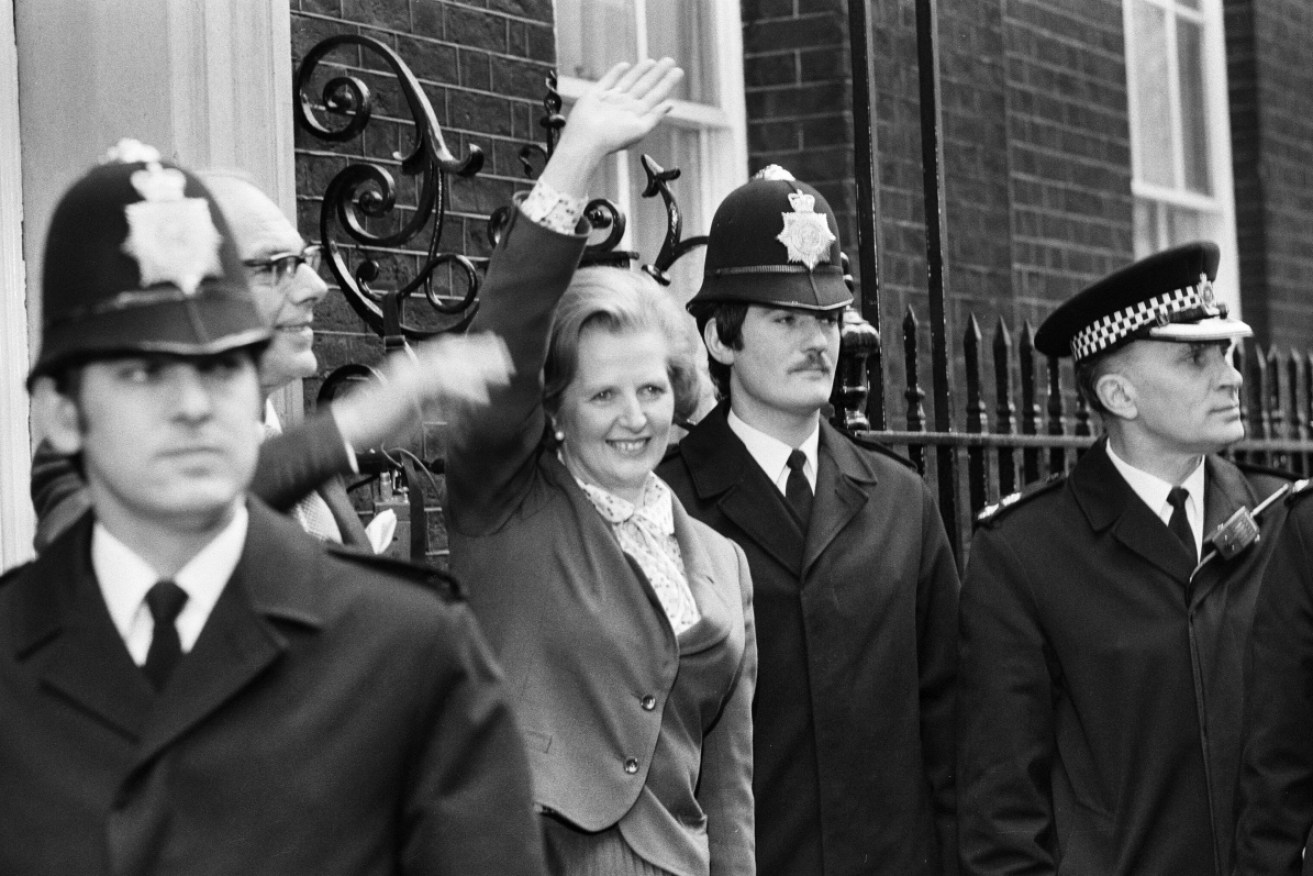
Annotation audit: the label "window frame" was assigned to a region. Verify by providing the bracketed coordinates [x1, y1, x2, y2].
[1124, 0, 1240, 312]
[555, 0, 747, 291]
[0, 0, 31, 568]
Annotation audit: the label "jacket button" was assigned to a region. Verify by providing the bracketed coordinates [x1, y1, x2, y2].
[624, 757, 640, 774]
[640, 695, 657, 711]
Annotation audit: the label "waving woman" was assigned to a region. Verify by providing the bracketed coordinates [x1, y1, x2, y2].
[446, 59, 756, 876]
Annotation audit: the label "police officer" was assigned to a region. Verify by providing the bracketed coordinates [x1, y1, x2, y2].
[0, 145, 544, 875]
[957, 242, 1291, 875]
[658, 166, 959, 876]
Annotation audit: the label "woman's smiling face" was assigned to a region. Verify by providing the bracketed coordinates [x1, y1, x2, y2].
[555, 326, 674, 504]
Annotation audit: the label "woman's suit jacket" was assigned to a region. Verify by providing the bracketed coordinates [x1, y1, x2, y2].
[446, 207, 756, 876]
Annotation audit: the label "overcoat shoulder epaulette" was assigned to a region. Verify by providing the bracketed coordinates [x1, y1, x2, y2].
[1233, 459, 1301, 483]
[974, 472, 1067, 529]
[843, 431, 917, 471]
[326, 545, 464, 602]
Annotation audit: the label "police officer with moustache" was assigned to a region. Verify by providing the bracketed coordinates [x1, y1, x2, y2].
[0, 146, 543, 875]
[957, 242, 1293, 876]
[658, 167, 960, 876]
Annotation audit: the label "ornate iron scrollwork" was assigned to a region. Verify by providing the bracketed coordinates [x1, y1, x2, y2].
[295, 34, 484, 340]
[639, 155, 708, 286]
[518, 72, 565, 177]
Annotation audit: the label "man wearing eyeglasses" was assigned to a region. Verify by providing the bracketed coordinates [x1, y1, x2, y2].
[30, 170, 489, 552]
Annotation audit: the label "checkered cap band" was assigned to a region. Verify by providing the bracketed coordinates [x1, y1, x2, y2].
[1070, 284, 1210, 360]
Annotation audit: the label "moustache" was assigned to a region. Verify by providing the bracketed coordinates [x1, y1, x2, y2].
[790, 355, 832, 373]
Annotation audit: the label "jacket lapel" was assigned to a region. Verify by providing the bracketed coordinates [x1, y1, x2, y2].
[1071, 438, 1195, 583]
[14, 515, 153, 741]
[670, 499, 734, 655]
[132, 501, 327, 768]
[802, 423, 874, 575]
[1189, 455, 1262, 603]
[681, 407, 804, 575]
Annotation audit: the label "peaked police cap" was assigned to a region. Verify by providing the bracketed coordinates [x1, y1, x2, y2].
[29, 140, 270, 385]
[1035, 240, 1251, 361]
[689, 166, 852, 312]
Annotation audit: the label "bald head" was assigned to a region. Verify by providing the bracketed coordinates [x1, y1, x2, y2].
[203, 174, 329, 397]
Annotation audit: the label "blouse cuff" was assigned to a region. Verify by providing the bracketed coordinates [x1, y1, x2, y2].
[520, 179, 588, 235]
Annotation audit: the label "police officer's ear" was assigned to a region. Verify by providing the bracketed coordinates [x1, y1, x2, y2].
[703, 319, 736, 367]
[31, 374, 85, 456]
[1094, 370, 1138, 422]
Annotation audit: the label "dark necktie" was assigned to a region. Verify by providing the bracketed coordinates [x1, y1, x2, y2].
[143, 580, 188, 690]
[785, 449, 813, 527]
[1167, 487, 1196, 560]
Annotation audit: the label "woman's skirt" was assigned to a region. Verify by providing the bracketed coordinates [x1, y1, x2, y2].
[540, 814, 677, 876]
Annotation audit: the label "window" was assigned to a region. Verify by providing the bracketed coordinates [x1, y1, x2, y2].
[1124, 0, 1240, 311]
[555, 0, 747, 303]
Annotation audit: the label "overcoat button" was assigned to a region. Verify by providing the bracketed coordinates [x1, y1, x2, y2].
[640, 695, 657, 711]
[624, 757, 639, 774]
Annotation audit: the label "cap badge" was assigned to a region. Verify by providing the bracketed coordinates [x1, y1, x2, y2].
[1199, 275, 1216, 310]
[776, 189, 836, 271]
[121, 162, 223, 296]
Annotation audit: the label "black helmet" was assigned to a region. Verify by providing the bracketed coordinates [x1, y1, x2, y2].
[29, 140, 269, 384]
[689, 165, 851, 312]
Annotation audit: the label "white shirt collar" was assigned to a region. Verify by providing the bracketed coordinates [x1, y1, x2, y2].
[92, 505, 250, 665]
[726, 408, 820, 493]
[1106, 441, 1206, 552]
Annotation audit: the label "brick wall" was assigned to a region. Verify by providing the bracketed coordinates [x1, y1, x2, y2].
[738, 0, 1132, 431]
[1226, 0, 1313, 350]
[1001, 0, 1134, 320]
[741, 1, 858, 278]
[290, 0, 557, 560]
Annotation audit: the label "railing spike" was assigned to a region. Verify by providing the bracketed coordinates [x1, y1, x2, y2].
[1019, 320, 1041, 483]
[1268, 346, 1288, 470]
[964, 314, 988, 515]
[992, 316, 1017, 496]
[903, 305, 927, 475]
[1045, 356, 1067, 476]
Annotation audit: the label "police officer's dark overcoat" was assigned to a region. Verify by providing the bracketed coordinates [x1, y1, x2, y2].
[659, 406, 959, 876]
[957, 437, 1291, 875]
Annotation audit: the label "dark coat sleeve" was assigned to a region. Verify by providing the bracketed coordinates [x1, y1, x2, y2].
[1234, 499, 1313, 876]
[916, 482, 961, 875]
[402, 600, 547, 876]
[445, 208, 588, 536]
[957, 523, 1057, 874]
[251, 413, 355, 512]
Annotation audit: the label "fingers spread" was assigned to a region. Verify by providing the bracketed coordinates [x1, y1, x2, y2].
[593, 61, 631, 91]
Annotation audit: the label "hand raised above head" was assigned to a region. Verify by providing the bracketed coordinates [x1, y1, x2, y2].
[539, 57, 684, 198]
[561, 58, 684, 157]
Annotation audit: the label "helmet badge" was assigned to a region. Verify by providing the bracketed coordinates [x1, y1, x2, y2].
[776, 188, 836, 271]
[121, 161, 223, 296]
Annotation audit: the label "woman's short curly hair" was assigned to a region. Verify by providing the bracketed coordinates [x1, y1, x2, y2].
[544, 267, 702, 424]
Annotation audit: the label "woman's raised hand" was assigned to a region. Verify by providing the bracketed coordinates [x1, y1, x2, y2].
[562, 58, 683, 158]
[539, 58, 684, 198]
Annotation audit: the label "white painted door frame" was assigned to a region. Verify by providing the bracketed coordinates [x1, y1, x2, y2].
[1, 0, 33, 570]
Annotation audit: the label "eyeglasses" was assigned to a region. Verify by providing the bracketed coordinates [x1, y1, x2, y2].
[242, 244, 323, 286]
